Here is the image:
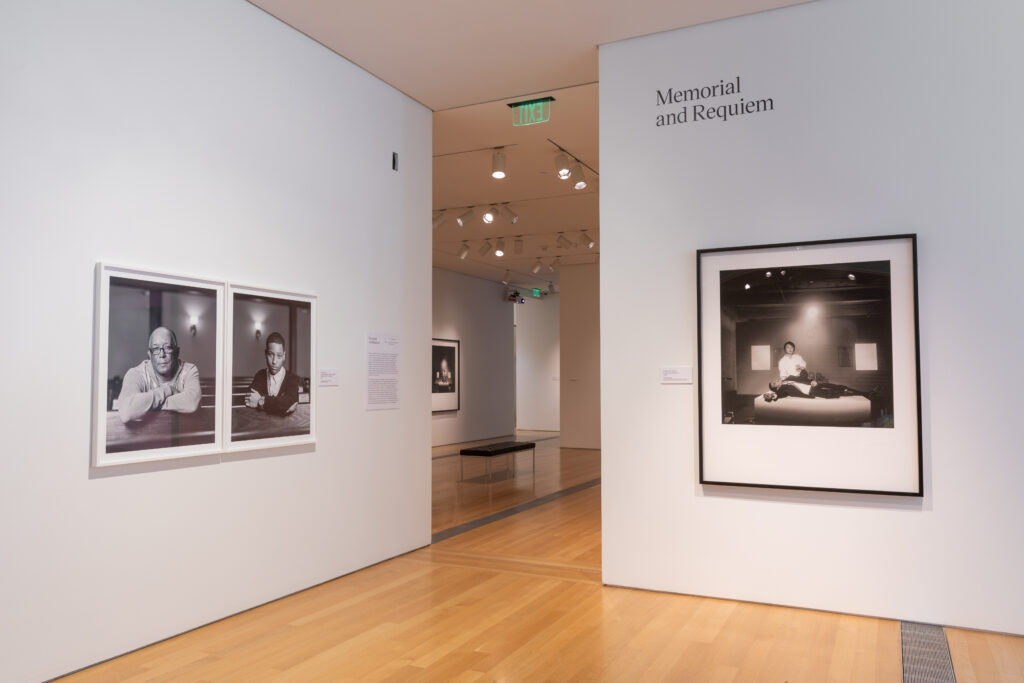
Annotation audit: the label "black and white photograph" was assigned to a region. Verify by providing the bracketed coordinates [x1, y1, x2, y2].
[227, 286, 316, 449]
[719, 260, 894, 428]
[93, 264, 225, 466]
[697, 235, 922, 495]
[431, 338, 460, 412]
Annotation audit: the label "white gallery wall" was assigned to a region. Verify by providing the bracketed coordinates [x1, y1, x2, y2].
[560, 264, 601, 449]
[432, 268, 515, 445]
[600, 0, 1024, 634]
[515, 294, 560, 431]
[0, 2, 432, 681]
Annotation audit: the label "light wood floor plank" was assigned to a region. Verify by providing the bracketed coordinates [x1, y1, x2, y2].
[58, 437, 1024, 682]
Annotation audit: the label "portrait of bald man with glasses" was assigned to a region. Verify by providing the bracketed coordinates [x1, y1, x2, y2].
[117, 326, 201, 423]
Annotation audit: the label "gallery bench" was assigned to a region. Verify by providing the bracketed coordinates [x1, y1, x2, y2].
[459, 441, 536, 482]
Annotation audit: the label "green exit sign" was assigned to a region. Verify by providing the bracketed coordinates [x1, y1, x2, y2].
[532, 288, 542, 298]
[509, 96, 554, 127]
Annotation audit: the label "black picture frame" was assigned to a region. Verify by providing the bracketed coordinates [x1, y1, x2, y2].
[431, 338, 460, 413]
[696, 234, 923, 496]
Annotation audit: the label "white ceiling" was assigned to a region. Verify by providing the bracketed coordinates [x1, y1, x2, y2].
[247, 0, 812, 111]
[247, 0, 812, 288]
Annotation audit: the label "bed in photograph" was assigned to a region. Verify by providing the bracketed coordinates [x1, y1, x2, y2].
[753, 394, 871, 426]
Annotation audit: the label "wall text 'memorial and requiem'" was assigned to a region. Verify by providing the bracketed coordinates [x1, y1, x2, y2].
[655, 76, 774, 127]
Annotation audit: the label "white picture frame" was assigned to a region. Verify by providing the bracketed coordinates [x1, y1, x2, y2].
[225, 284, 317, 451]
[93, 263, 225, 466]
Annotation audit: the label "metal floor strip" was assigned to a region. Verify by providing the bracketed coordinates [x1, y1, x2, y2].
[431, 478, 601, 543]
[901, 621, 956, 682]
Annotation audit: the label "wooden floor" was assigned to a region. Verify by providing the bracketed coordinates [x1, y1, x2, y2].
[431, 431, 599, 534]
[60, 436, 1024, 682]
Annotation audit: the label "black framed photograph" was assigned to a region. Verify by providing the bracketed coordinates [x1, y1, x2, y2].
[431, 338, 460, 413]
[697, 235, 922, 495]
[93, 264, 225, 466]
[226, 285, 316, 450]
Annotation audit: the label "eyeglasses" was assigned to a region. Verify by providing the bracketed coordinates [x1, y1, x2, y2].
[149, 345, 177, 356]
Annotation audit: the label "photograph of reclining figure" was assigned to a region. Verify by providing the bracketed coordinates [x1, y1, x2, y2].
[719, 260, 894, 428]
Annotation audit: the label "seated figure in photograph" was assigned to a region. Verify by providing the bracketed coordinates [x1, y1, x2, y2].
[117, 327, 201, 422]
[777, 340, 806, 382]
[434, 357, 453, 392]
[245, 332, 299, 415]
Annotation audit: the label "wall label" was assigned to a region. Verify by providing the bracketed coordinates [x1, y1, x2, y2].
[661, 366, 693, 384]
[655, 76, 774, 128]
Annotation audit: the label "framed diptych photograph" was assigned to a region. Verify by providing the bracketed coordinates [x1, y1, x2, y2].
[431, 338, 460, 413]
[226, 285, 316, 450]
[697, 235, 922, 495]
[93, 264, 225, 466]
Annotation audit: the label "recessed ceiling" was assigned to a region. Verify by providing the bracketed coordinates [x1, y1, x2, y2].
[247, 0, 813, 288]
[432, 83, 599, 290]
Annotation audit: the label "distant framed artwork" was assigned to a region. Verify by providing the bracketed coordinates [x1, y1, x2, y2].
[226, 285, 316, 450]
[431, 338, 460, 413]
[93, 264, 225, 466]
[697, 235, 922, 495]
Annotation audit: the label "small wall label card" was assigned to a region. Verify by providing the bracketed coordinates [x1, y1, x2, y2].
[661, 366, 693, 384]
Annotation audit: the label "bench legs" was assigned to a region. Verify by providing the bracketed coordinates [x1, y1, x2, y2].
[459, 447, 536, 483]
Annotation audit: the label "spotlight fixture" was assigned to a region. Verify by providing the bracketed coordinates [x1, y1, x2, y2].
[254, 322, 262, 341]
[491, 148, 507, 179]
[765, 271, 772, 278]
[532, 258, 543, 274]
[554, 152, 571, 180]
[570, 164, 587, 190]
[502, 270, 511, 285]
[495, 238, 505, 257]
[482, 206, 497, 224]
[432, 212, 447, 230]
[456, 208, 474, 227]
[478, 240, 493, 257]
[501, 205, 519, 224]
[848, 273, 857, 281]
[514, 238, 523, 255]
[556, 233, 573, 249]
[189, 315, 198, 336]
[549, 257, 560, 272]
[744, 283, 751, 290]
[458, 242, 470, 260]
[580, 231, 595, 249]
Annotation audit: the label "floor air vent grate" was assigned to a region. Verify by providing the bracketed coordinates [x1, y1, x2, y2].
[901, 621, 956, 682]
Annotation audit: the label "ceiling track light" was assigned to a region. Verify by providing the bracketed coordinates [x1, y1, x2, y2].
[491, 148, 507, 179]
[502, 269, 511, 285]
[554, 152, 571, 180]
[580, 230, 595, 249]
[531, 258, 543, 274]
[501, 205, 519, 224]
[495, 238, 505, 257]
[478, 240, 493, 257]
[556, 233, 573, 249]
[458, 242, 470, 260]
[432, 212, 447, 230]
[570, 163, 587, 190]
[513, 237, 523, 255]
[482, 206, 497, 224]
[456, 207, 474, 227]
[548, 257, 560, 272]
